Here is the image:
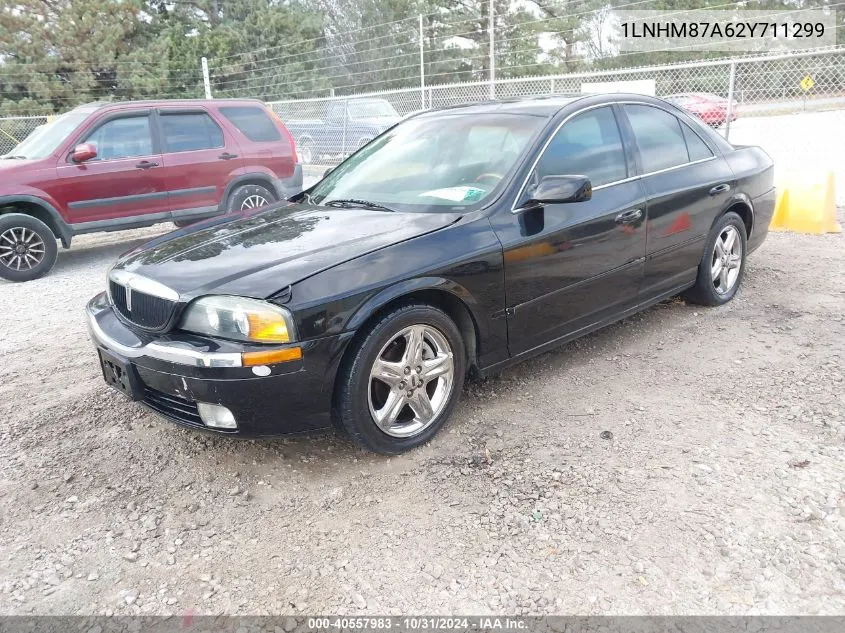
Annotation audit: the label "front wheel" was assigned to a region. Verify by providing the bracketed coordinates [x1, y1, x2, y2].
[683, 211, 747, 306]
[334, 303, 466, 454]
[0, 213, 58, 282]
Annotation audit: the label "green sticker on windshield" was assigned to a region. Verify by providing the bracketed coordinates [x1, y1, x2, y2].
[463, 187, 485, 202]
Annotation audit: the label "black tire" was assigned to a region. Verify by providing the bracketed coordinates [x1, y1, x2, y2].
[334, 303, 466, 455]
[227, 184, 276, 212]
[173, 219, 196, 229]
[683, 211, 748, 306]
[0, 213, 58, 282]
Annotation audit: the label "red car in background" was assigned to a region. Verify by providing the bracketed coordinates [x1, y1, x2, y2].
[664, 92, 738, 127]
[0, 99, 302, 282]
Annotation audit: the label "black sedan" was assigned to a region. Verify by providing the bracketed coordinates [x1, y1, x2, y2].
[87, 93, 775, 454]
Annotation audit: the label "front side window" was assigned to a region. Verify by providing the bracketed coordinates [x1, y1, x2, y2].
[347, 100, 399, 120]
[160, 112, 224, 153]
[534, 106, 627, 188]
[624, 104, 689, 173]
[307, 113, 544, 212]
[83, 116, 153, 160]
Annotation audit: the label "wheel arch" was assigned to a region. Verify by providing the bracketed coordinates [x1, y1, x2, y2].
[718, 193, 754, 240]
[0, 195, 73, 247]
[220, 174, 279, 210]
[344, 278, 482, 376]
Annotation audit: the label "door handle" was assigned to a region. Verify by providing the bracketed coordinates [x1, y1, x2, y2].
[709, 183, 731, 196]
[615, 208, 643, 224]
[218, 152, 238, 160]
[135, 160, 158, 169]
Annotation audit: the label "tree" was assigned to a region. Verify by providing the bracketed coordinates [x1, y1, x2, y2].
[0, 0, 180, 113]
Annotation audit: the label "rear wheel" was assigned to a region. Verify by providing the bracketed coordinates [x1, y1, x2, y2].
[334, 303, 466, 454]
[683, 211, 747, 306]
[298, 137, 315, 164]
[0, 213, 58, 282]
[227, 184, 276, 212]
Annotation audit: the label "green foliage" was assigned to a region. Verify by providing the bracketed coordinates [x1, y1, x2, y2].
[0, 0, 841, 112]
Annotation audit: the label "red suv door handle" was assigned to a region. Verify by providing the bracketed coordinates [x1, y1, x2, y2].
[135, 160, 159, 169]
[218, 152, 238, 160]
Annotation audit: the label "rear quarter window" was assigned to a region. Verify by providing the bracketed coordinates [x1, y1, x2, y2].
[219, 106, 282, 142]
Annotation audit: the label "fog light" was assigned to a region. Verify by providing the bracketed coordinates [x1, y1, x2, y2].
[197, 402, 237, 429]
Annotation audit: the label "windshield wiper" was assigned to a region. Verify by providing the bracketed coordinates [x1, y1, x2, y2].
[324, 198, 396, 212]
[1, 155, 26, 160]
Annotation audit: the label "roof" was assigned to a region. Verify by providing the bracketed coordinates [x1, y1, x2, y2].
[72, 98, 263, 112]
[414, 95, 584, 118]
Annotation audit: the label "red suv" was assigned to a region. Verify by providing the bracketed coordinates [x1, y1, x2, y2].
[0, 99, 302, 282]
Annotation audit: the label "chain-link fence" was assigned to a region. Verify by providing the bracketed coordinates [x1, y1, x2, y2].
[268, 48, 844, 164]
[0, 116, 49, 155]
[1, 49, 843, 202]
[266, 48, 844, 202]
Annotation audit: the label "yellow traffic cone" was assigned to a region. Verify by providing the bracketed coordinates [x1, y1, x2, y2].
[770, 171, 841, 234]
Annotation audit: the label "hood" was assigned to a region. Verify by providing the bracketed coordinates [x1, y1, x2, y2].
[115, 203, 459, 299]
[0, 157, 44, 172]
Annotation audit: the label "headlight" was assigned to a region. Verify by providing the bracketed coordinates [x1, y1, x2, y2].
[179, 296, 296, 343]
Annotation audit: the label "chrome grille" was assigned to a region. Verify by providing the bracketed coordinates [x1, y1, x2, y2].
[109, 279, 176, 330]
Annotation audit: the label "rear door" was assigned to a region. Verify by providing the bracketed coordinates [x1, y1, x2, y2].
[53, 110, 168, 225]
[619, 104, 734, 297]
[155, 108, 242, 222]
[217, 105, 295, 184]
[325, 102, 348, 157]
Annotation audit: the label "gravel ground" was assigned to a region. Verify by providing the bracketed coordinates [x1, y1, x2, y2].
[0, 213, 843, 616]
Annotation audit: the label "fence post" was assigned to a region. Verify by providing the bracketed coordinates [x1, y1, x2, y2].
[342, 98, 348, 158]
[201, 57, 212, 99]
[724, 62, 736, 140]
[488, 0, 495, 99]
[419, 15, 426, 110]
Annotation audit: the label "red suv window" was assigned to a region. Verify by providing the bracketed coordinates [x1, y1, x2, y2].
[219, 106, 282, 142]
[160, 112, 224, 153]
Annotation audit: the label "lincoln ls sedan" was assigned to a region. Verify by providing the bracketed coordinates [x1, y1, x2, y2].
[86, 93, 775, 454]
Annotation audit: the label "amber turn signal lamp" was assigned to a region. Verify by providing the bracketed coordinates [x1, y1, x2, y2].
[241, 347, 302, 367]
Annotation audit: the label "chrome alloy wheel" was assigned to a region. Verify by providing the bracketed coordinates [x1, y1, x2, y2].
[241, 194, 269, 210]
[711, 225, 742, 295]
[367, 324, 455, 438]
[0, 227, 46, 271]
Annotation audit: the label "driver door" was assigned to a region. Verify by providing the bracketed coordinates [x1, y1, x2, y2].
[489, 105, 647, 356]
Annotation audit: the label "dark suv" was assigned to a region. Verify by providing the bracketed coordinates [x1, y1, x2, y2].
[0, 99, 302, 282]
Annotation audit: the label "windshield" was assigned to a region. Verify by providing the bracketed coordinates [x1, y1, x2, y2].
[347, 100, 399, 119]
[5, 111, 90, 159]
[308, 113, 544, 212]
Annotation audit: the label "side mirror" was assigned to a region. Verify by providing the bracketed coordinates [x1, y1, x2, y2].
[71, 143, 97, 163]
[323, 167, 334, 179]
[526, 175, 592, 207]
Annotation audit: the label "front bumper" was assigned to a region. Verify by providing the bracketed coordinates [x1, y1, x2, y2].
[86, 292, 350, 437]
